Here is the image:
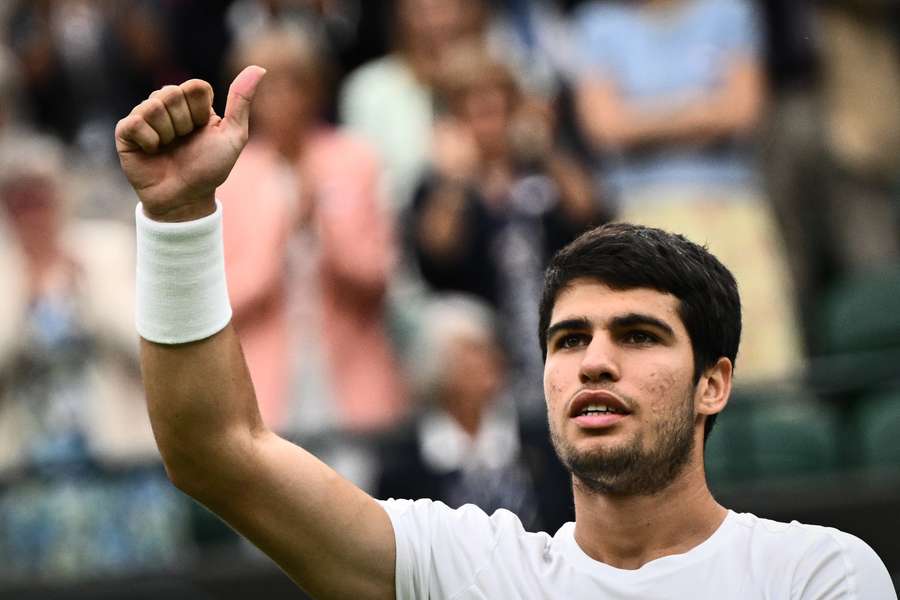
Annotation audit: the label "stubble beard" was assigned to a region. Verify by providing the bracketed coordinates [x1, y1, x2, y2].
[549, 389, 697, 497]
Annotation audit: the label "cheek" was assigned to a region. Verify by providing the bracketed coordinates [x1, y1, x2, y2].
[543, 363, 567, 404]
[639, 368, 680, 414]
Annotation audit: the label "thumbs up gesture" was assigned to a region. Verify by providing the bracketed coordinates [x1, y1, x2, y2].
[115, 66, 266, 222]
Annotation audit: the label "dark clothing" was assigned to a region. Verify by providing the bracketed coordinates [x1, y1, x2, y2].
[376, 414, 574, 535]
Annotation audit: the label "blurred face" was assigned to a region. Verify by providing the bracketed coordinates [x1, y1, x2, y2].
[251, 70, 318, 147]
[458, 82, 512, 156]
[543, 279, 699, 496]
[440, 334, 504, 413]
[401, 0, 466, 53]
[2, 176, 61, 251]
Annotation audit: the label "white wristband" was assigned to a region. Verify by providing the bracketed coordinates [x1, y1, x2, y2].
[135, 201, 232, 344]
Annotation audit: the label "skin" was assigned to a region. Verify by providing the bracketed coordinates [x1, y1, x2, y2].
[115, 68, 733, 596]
[1, 176, 74, 300]
[439, 333, 504, 437]
[115, 67, 396, 600]
[543, 279, 733, 569]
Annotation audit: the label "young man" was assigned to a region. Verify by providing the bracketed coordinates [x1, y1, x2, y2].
[115, 67, 895, 599]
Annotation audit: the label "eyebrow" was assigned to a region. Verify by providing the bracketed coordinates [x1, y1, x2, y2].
[545, 317, 592, 343]
[545, 313, 676, 343]
[610, 313, 676, 339]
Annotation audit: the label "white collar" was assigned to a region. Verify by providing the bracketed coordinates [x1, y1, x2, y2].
[418, 399, 521, 473]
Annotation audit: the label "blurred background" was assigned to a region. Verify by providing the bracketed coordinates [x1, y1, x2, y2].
[0, 0, 897, 597]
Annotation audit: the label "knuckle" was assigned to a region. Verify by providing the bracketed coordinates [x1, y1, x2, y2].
[116, 115, 140, 138]
[159, 85, 184, 107]
[141, 98, 167, 120]
[182, 79, 212, 100]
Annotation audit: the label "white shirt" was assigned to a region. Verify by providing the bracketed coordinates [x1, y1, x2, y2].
[379, 499, 896, 599]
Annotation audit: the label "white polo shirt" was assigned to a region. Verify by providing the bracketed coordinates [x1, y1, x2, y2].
[379, 499, 896, 599]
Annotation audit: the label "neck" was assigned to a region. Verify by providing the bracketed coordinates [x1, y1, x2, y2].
[21, 236, 62, 268]
[571, 448, 726, 570]
[443, 396, 484, 438]
[403, 48, 441, 87]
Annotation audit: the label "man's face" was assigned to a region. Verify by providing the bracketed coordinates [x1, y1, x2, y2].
[543, 279, 700, 496]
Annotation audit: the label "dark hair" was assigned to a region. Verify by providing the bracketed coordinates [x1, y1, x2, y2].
[538, 223, 741, 441]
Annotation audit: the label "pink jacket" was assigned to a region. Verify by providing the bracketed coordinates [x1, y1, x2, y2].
[218, 130, 406, 432]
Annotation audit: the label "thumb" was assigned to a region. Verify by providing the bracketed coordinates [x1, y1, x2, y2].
[223, 65, 267, 132]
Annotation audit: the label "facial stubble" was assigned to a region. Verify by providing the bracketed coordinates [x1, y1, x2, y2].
[549, 386, 696, 497]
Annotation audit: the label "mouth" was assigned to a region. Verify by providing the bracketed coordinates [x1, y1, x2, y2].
[568, 389, 631, 430]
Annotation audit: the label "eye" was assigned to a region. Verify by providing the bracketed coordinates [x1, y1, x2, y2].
[556, 332, 589, 350]
[622, 330, 658, 345]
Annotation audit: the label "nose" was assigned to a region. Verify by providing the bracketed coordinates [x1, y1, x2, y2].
[579, 334, 620, 384]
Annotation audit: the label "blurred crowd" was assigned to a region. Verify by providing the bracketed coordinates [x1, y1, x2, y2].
[0, 0, 897, 585]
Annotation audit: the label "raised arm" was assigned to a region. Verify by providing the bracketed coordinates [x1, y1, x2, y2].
[114, 67, 396, 600]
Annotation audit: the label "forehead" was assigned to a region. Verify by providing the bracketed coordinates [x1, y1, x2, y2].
[550, 279, 685, 333]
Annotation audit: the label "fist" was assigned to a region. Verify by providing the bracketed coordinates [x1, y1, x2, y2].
[115, 66, 266, 222]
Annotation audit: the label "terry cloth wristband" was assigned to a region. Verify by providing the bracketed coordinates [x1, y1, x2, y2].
[135, 201, 232, 344]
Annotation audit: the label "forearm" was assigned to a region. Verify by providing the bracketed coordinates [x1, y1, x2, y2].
[582, 94, 748, 149]
[119, 70, 397, 597]
[141, 325, 265, 496]
[137, 196, 265, 494]
[578, 59, 763, 150]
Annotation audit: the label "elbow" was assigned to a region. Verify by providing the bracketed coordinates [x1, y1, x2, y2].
[154, 436, 221, 500]
[157, 443, 202, 496]
[161, 459, 194, 495]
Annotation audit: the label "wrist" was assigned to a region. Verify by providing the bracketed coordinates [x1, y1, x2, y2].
[142, 196, 217, 223]
[135, 200, 232, 344]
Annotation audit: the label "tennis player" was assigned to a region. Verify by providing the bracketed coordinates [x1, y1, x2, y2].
[115, 66, 896, 599]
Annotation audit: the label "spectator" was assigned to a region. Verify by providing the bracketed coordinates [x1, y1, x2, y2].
[339, 0, 489, 212]
[0, 136, 186, 580]
[760, 0, 900, 350]
[815, 0, 900, 276]
[225, 0, 380, 92]
[220, 24, 407, 434]
[377, 295, 573, 533]
[757, 0, 824, 344]
[573, 0, 803, 382]
[410, 42, 599, 413]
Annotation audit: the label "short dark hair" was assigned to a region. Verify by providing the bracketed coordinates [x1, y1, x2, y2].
[538, 223, 741, 441]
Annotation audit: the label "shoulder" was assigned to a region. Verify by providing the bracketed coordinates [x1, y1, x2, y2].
[342, 56, 410, 97]
[379, 500, 553, 568]
[380, 499, 555, 599]
[380, 498, 534, 541]
[573, 2, 633, 39]
[729, 512, 896, 599]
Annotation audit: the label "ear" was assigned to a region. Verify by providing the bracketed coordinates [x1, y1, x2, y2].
[695, 357, 732, 417]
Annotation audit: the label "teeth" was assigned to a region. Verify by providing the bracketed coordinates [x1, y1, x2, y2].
[581, 404, 620, 416]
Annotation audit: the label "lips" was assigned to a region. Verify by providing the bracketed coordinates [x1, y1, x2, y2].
[568, 389, 631, 418]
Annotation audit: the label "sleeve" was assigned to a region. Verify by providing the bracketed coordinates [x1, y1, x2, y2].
[794, 529, 897, 600]
[378, 498, 509, 600]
